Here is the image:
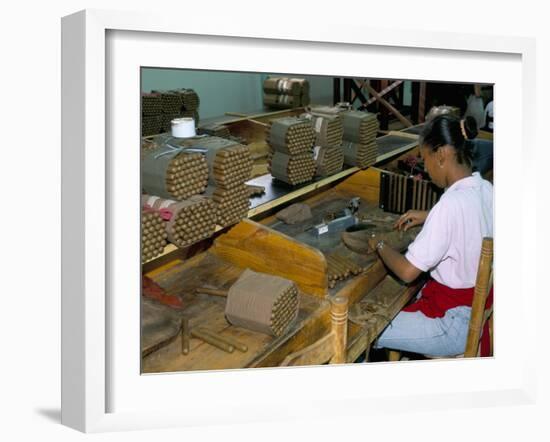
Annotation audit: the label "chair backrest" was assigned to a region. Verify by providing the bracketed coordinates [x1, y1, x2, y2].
[464, 237, 493, 358]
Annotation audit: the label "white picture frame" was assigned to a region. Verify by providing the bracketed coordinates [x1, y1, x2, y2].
[62, 9, 538, 433]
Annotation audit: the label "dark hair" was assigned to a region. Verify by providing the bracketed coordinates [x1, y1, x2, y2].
[420, 115, 478, 168]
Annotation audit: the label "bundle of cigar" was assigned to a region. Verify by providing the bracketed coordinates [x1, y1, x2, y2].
[141, 115, 163, 137]
[268, 152, 316, 185]
[141, 144, 209, 200]
[141, 210, 167, 262]
[142, 194, 216, 248]
[267, 117, 316, 185]
[141, 89, 201, 135]
[307, 112, 344, 147]
[141, 92, 162, 116]
[340, 110, 379, 145]
[308, 106, 379, 168]
[205, 184, 250, 227]
[325, 253, 365, 289]
[341, 140, 378, 169]
[263, 77, 310, 109]
[313, 145, 345, 177]
[181, 136, 253, 227]
[170, 88, 200, 111]
[304, 111, 345, 177]
[225, 269, 300, 337]
[340, 110, 379, 168]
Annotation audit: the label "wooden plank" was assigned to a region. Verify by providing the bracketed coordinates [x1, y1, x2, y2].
[280, 332, 335, 366]
[211, 219, 328, 297]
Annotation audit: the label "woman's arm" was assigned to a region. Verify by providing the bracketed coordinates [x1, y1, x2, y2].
[367, 235, 422, 283]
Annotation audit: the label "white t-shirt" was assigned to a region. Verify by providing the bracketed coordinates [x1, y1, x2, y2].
[405, 172, 493, 288]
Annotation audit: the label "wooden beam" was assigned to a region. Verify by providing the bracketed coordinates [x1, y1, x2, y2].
[211, 219, 328, 297]
[365, 80, 403, 106]
[365, 83, 413, 127]
[418, 81, 427, 123]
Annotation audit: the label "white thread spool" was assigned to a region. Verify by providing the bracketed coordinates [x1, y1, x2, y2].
[171, 117, 196, 138]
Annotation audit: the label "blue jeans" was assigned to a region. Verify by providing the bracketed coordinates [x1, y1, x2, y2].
[375, 306, 472, 357]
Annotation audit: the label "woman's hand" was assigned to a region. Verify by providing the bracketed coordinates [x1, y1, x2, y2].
[394, 210, 428, 231]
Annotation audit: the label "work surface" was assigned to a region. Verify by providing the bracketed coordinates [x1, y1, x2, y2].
[141, 193, 423, 373]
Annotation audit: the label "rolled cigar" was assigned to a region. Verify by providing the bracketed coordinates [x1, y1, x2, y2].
[197, 327, 248, 352]
[329, 255, 353, 277]
[194, 287, 228, 297]
[327, 256, 348, 277]
[190, 329, 235, 353]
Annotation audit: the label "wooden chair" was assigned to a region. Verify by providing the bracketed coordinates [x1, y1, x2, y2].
[280, 296, 349, 366]
[388, 237, 494, 361]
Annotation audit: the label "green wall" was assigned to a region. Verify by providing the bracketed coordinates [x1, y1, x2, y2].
[141, 68, 413, 120]
[141, 68, 335, 120]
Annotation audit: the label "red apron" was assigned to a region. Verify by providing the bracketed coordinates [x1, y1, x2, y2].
[403, 279, 493, 356]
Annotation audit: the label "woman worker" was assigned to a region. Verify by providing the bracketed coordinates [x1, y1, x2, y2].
[370, 114, 493, 357]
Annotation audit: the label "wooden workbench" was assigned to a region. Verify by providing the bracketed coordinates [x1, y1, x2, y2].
[142, 169, 423, 373]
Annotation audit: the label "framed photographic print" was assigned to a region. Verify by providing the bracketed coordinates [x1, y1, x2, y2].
[62, 9, 537, 433]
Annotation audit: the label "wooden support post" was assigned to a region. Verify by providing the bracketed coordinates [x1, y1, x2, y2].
[418, 81, 427, 123]
[333, 77, 341, 105]
[343, 78, 352, 103]
[329, 296, 348, 364]
[464, 237, 493, 358]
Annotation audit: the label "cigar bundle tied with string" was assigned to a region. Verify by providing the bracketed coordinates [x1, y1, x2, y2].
[142, 194, 216, 248]
[334, 109, 379, 168]
[141, 140, 209, 200]
[303, 110, 345, 177]
[308, 106, 379, 168]
[263, 77, 310, 96]
[263, 77, 310, 109]
[141, 210, 167, 262]
[224, 269, 300, 337]
[267, 117, 316, 185]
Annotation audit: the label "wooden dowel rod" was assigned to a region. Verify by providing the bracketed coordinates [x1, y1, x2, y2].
[191, 329, 235, 353]
[197, 327, 248, 352]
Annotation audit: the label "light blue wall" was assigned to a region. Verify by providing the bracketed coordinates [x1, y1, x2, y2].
[142, 68, 412, 118]
[141, 68, 335, 120]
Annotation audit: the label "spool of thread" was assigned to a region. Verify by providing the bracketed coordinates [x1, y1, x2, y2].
[171, 117, 196, 138]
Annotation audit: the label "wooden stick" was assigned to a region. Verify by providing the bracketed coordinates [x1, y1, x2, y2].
[191, 329, 235, 353]
[197, 327, 248, 352]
